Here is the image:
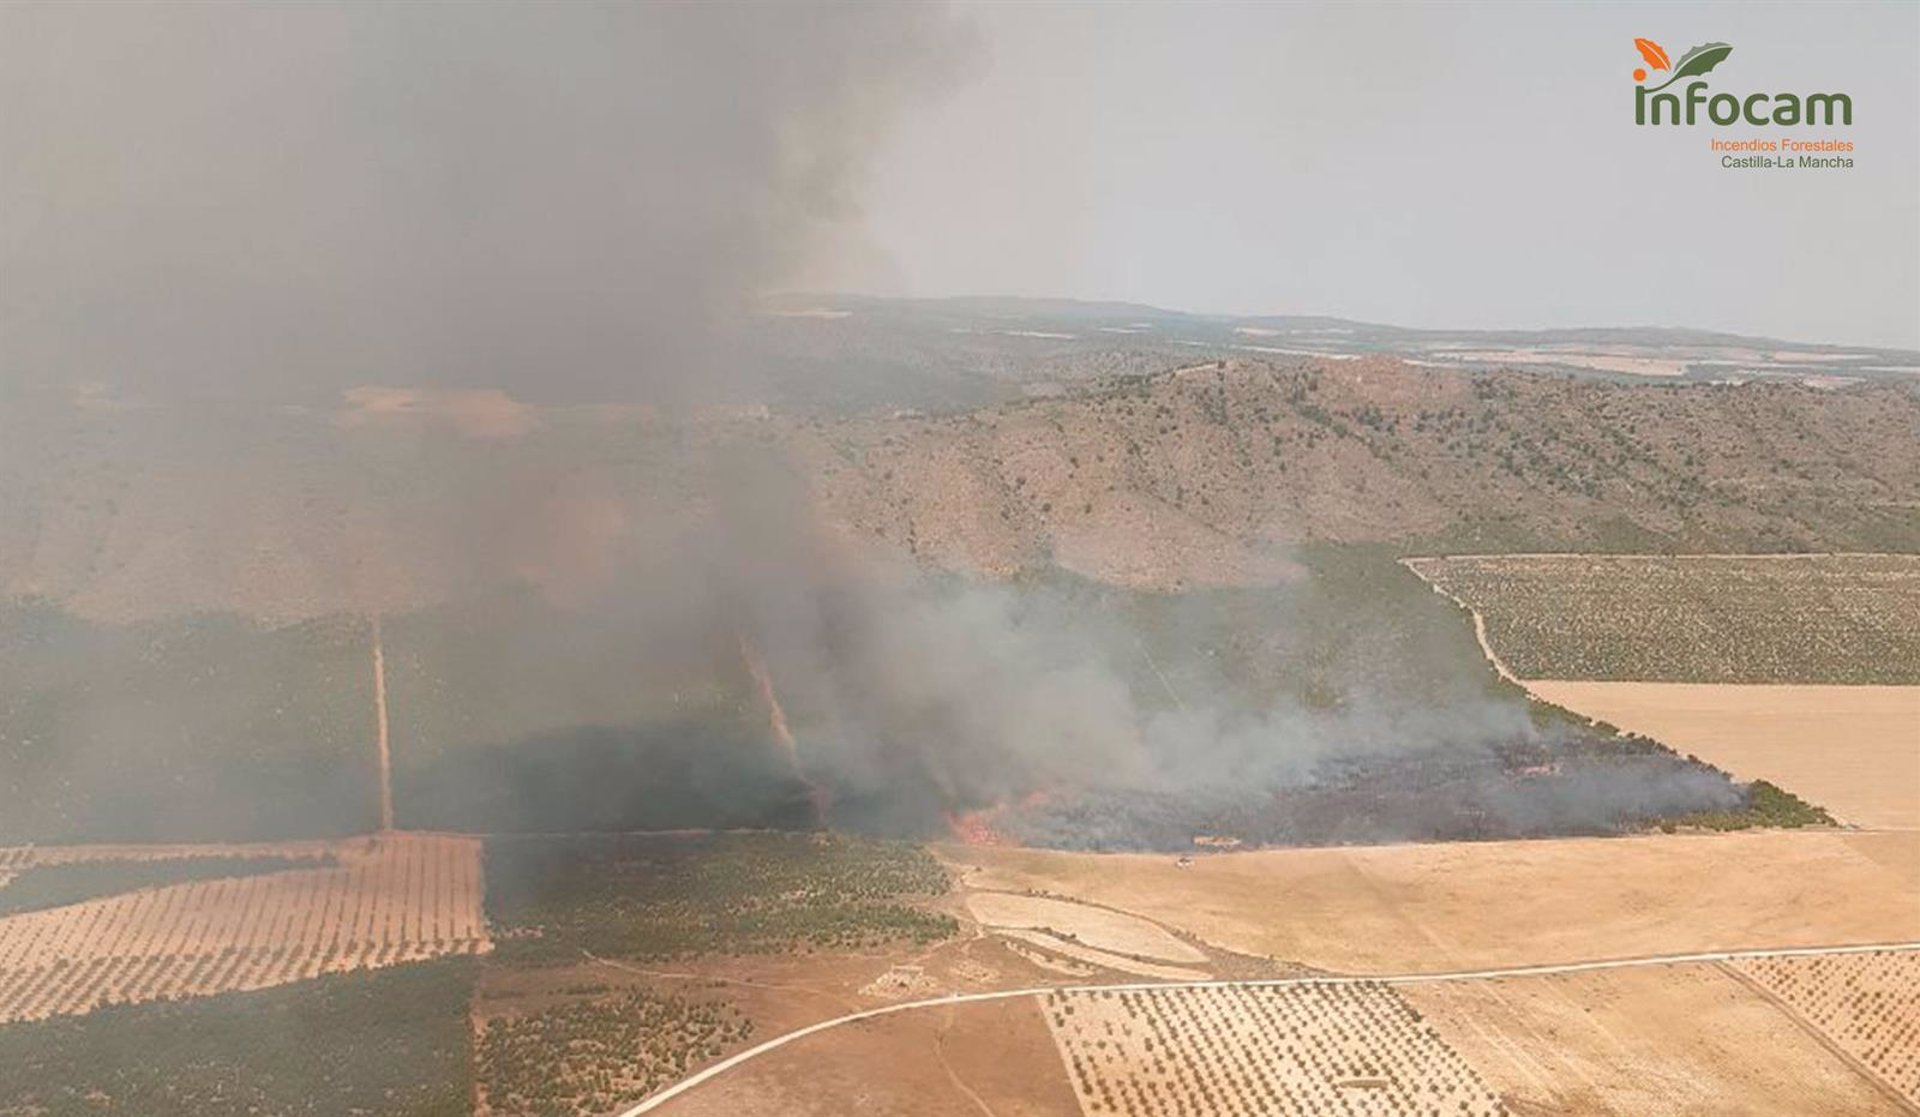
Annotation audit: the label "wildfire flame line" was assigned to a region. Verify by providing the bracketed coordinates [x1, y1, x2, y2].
[739, 635, 830, 827]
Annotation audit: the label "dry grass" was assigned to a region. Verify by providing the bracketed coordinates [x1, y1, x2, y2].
[958, 830, 1920, 973]
[1527, 682, 1920, 829]
[1044, 984, 1503, 1117]
[1404, 963, 1901, 1116]
[0, 833, 489, 1022]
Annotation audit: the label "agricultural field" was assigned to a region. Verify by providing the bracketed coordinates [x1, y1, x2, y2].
[0, 833, 488, 1022]
[1525, 682, 1920, 829]
[1403, 553, 1920, 683]
[956, 830, 1920, 974]
[1043, 983, 1504, 1117]
[650, 992, 1083, 1117]
[1733, 950, 1920, 1104]
[1405, 963, 1906, 1116]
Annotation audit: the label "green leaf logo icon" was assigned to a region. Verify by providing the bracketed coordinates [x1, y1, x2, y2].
[1645, 42, 1733, 92]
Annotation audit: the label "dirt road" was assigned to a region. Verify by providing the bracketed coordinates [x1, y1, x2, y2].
[617, 939, 1920, 1116]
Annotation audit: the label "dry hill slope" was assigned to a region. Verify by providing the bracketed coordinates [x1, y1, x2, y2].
[4, 357, 1917, 618]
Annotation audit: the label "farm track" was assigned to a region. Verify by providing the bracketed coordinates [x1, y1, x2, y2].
[617, 939, 1920, 1115]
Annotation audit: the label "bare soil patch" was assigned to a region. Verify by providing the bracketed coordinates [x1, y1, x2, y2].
[1526, 681, 1920, 829]
[650, 994, 1079, 1117]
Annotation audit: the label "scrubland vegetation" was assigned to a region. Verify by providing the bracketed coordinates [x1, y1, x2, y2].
[486, 832, 955, 963]
[480, 987, 753, 1116]
[1406, 554, 1920, 683]
[1662, 779, 1834, 832]
[1045, 983, 1505, 1117]
[0, 960, 474, 1116]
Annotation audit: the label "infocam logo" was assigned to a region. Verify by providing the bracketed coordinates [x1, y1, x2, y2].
[1632, 38, 1852, 126]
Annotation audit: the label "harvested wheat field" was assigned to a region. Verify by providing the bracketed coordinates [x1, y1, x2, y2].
[957, 830, 1920, 974]
[0, 832, 488, 1022]
[1404, 962, 1906, 1115]
[1527, 682, 1920, 829]
[1044, 983, 1503, 1117]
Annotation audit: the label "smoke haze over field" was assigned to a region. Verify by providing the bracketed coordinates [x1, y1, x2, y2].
[0, 1, 1754, 848]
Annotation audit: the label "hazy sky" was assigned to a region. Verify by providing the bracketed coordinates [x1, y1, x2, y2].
[843, 1, 1920, 347]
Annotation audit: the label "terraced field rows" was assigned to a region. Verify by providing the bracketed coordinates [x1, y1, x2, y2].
[1043, 983, 1504, 1117]
[1734, 950, 1920, 1104]
[0, 834, 488, 1022]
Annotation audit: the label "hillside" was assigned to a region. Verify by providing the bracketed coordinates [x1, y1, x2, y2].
[5, 357, 1918, 619]
[808, 357, 1920, 588]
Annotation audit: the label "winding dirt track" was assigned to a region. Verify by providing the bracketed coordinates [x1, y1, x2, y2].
[616, 939, 1920, 1116]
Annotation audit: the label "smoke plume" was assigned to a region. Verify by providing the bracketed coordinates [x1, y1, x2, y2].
[2, 1, 967, 404]
[0, 2, 1747, 850]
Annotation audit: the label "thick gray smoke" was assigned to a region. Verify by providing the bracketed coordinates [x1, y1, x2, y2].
[0, 2, 1743, 850]
[1, 1, 963, 404]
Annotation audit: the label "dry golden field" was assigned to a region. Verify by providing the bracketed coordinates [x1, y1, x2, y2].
[965, 892, 1208, 964]
[955, 830, 1920, 974]
[1524, 682, 1920, 829]
[1405, 963, 1905, 1116]
[0, 833, 488, 1022]
[1043, 984, 1504, 1117]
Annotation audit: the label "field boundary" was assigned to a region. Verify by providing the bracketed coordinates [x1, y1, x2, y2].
[1401, 559, 1520, 683]
[1716, 959, 1920, 1115]
[615, 939, 1920, 1115]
